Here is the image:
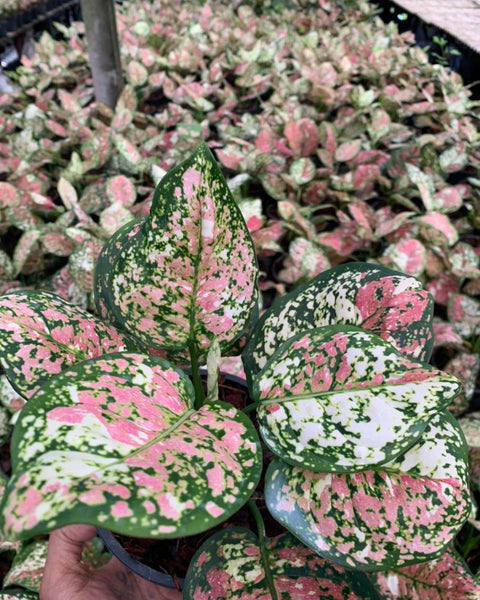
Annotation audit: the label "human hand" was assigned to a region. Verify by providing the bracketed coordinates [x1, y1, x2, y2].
[40, 525, 182, 600]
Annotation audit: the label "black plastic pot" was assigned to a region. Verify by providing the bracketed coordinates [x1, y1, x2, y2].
[97, 527, 180, 589]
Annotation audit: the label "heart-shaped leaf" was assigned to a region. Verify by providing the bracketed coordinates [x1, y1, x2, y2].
[372, 547, 480, 599]
[0, 353, 262, 541]
[243, 263, 434, 386]
[95, 143, 258, 360]
[265, 411, 471, 571]
[252, 326, 461, 472]
[0, 291, 136, 399]
[184, 528, 381, 600]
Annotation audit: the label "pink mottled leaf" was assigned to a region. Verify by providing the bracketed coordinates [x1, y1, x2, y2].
[278, 238, 330, 284]
[266, 411, 471, 570]
[126, 61, 148, 87]
[406, 163, 435, 210]
[443, 352, 480, 408]
[432, 186, 463, 213]
[382, 238, 427, 277]
[0, 182, 20, 208]
[448, 294, 480, 338]
[426, 273, 459, 306]
[0, 354, 261, 541]
[3, 539, 47, 592]
[0, 291, 136, 399]
[448, 242, 480, 279]
[12, 230, 42, 276]
[57, 177, 78, 210]
[105, 175, 136, 208]
[41, 232, 75, 257]
[433, 319, 463, 348]
[334, 139, 362, 162]
[288, 158, 316, 185]
[184, 529, 381, 600]
[95, 143, 258, 361]
[372, 547, 480, 599]
[417, 212, 459, 247]
[100, 202, 134, 237]
[243, 263, 435, 381]
[284, 118, 319, 157]
[252, 326, 460, 472]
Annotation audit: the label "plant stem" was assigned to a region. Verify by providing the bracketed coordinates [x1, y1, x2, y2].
[242, 401, 259, 415]
[189, 341, 205, 409]
[247, 499, 278, 600]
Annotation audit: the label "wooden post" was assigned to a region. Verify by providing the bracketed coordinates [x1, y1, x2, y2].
[80, 0, 123, 108]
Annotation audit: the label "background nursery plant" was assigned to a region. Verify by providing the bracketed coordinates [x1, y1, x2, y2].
[0, 144, 477, 599]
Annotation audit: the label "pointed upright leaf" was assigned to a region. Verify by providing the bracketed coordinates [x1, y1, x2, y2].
[95, 143, 258, 360]
[266, 411, 471, 571]
[0, 354, 261, 541]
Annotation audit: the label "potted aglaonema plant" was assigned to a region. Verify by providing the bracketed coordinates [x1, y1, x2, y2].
[0, 143, 472, 599]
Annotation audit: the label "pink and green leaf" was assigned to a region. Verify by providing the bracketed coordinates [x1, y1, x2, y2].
[243, 263, 434, 382]
[265, 411, 471, 570]
[184, 528, 381, 600]
[3, 540, 48, 592]
[0, 353, 262, 541]
[95, 143, 259, 360]
[0, 291, 136, 399]
[372, 547, 480, 599]
[253, 326, 461, 472]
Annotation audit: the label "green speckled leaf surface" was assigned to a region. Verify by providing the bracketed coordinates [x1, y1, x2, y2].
[243, 263, 434, 385]
[95, 143, 258, 360]
[0, 291, 135, 399]
[254, 326, 460, 472]
[184, 528, 382, 599]
[0, 353, 262, 541]
[265, 411, 471, 571]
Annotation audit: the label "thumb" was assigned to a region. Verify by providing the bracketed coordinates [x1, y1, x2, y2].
[47, 525, 98, 566]
[40, 525, 98, 599]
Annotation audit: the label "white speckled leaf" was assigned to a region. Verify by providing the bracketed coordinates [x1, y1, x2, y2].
[243, 263, 434, 386]
[265, 411, 471, 571]
[184, 528, 381, 600]
[95, 143, 258, 361]
[0, 291, 137, 399]
[372, 547, 480, 599]
[3, 539, 48, 592]
[0, 353, 261, 541]
[253, 326, 460, 472]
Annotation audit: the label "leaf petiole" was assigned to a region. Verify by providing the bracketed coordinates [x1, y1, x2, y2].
[247, 499, 278, 600]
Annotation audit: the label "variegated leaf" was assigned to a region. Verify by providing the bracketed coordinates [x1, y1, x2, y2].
[95, 143, 258, 360]
[0, 353, 261, 540]
[448, 294, 480, 338]
[3, 539, 48, 592]
[252, 326, 460, 472]
[372, 547, 480, 599]
[0, 291, 137, 399]
[265, 411, 471, 571]
[0, 591, 38, 599]
[184, 528, 381, 600]
[243, 263, 434, 384]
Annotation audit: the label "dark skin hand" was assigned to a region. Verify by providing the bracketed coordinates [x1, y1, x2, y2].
[40, 525, 183, 600]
